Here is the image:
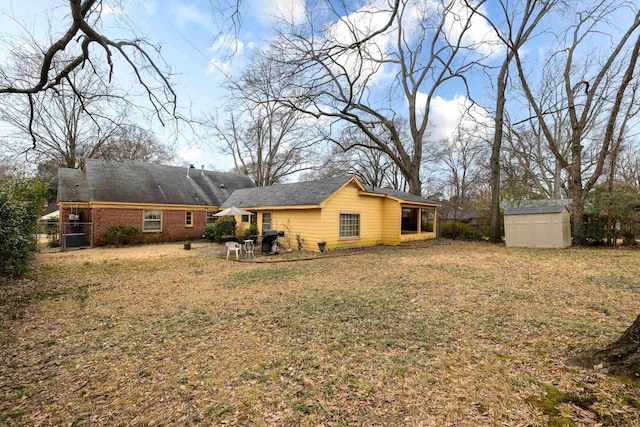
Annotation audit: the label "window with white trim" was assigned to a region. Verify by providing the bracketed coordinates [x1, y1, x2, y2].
[339, 213, 360, 238]
[143, 209, 162, 232]
[262, 212, 272, 231]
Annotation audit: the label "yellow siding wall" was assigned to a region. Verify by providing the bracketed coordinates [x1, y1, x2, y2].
[249, 183, 438, 252]
[320, 183, 384, 250]
[381, 198, 401, 245]
[269, 209, 322, 251]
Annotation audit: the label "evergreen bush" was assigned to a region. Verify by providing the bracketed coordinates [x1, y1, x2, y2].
[102, 225, 140, 246]
[0, 173, 47, 277]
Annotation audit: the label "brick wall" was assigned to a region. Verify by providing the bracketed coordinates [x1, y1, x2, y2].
[92, 208, 208, 246]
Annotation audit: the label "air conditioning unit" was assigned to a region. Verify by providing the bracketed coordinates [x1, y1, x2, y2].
[65, 233, 85, 248]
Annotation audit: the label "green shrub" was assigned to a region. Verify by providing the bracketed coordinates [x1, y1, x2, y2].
[102, 225, 140, 246]
[0, 173, 47, 277]
[244, 224, 258, 238]
[204, 217, 236, 243]
[440, 221, 468, 240]
[577, 223, 605, 246]
[203, 223, 216, 241]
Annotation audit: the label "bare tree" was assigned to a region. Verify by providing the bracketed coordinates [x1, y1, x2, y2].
[97, 125, 175, 164]
[266, 0, 494, 196]
[0, 0, 177, 151]
[513, 1, 640, 240]
[211, 54, 320, 186]
[1, 57, 128, 168]
[434, 126, 488, 220]
[470, 0, 558, 242]
[310, 135, 408, 189]
[617, 143, 640, 188]
[501, 125, 569, 199]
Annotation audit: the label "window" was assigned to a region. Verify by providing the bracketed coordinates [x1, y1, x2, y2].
[143, 209, 162, 232]
[339, 213, 360, 238]
[206, 211, 216, 224]
[185, 211, 193, 227]
[421, 208, 435, 233]
[262, 212, 272, 231]
[401, 208, 419, 234]
[241, 214, 249, 223]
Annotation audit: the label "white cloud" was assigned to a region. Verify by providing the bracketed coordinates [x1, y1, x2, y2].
[211, 36, 245, 56]
[417, 94, 493, 141]
[322, 2, 397, 87]
[206, 34, 245, 75]
[207, 58, 231, 75]
[443, 0, 503, 58]
[250, 0, 306, 27]
[172, 3, 207, 28]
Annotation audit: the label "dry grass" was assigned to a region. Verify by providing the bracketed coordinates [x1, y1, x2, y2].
[1, 241, 640, 426]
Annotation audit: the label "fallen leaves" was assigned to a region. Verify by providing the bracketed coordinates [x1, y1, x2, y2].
[1, 241, 639, 425]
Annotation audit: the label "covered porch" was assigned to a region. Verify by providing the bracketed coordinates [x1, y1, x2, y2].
[399, 204, 438, 242]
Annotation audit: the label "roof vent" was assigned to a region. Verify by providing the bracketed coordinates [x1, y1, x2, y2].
[219, 183, 225, 188]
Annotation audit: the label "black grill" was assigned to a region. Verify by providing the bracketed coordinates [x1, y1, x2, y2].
[261, 230, 284, 254]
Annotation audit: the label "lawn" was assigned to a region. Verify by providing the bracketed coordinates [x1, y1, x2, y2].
[1, 241, 640, 426]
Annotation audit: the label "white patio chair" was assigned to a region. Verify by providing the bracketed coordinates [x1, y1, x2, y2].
[225, 241, 242, 260]
[244, 240, 256, 259]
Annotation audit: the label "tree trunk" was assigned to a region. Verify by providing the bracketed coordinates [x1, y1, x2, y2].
[570, 193, 585, 244]
[489, 58, 511, 244]
[406, 170, 422, 197]
[592, 314, 640, 377]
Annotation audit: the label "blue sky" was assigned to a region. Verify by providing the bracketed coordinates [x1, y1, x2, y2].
[1, 0, 636, 174]
[0, 0, 299, 170]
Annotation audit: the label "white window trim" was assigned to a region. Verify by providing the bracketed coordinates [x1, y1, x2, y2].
[143, 209, 162, 232]
[262, 212, 272, 232]
[339, 212, 360, 240]
[185, 211, 194, 228]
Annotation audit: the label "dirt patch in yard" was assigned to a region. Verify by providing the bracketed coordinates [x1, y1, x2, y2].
[2, 241, 640, 426]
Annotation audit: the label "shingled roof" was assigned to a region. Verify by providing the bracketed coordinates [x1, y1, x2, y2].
[221, 176, 352, 208]
[58, 168, 90, 202]
[504, 205, 568, 215]
[366, 186, 440, 205]
[58, 159, 255, 206]
[221, 176, 441, 208]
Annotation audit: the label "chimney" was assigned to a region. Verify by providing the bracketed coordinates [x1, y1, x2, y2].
[201, 165, 205, 175]
[187, 164, 195, 178]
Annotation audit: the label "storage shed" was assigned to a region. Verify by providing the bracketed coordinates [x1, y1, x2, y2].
[503, 204, 571, 248]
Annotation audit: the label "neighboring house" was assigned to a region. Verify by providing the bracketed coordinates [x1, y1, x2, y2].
[58, 161, 440, 250]
[221, 176, 440, 252]
[439, 204, 490, 232]
[57, 159, 255, 247]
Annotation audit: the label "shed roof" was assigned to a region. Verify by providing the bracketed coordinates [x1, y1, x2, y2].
[58, 159, 255, 206]
[504, 205, 569, 215]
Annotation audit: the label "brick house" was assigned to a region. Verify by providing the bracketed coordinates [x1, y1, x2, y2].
[57, 159, 255, 247]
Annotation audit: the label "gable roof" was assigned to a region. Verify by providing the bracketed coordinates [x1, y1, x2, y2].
[221, 176, 353, 208]
[58, 159, 255, 206]
[58, 168, 90, 202]
[222, 176, 441, 208]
